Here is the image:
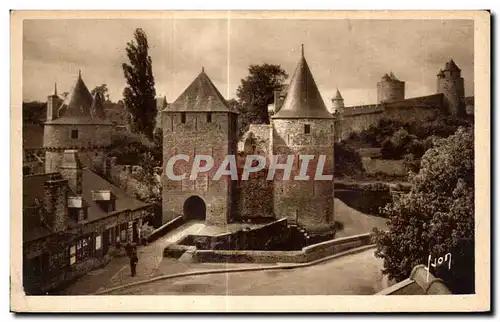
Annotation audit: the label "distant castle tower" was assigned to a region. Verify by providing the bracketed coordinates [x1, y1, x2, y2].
[331, 88, 344, 113]
[162, 67, 239, 225]
[271, 45, 335, 237]
[43, 71, 113, 176]
[437, 59, 465, 116]
[377, 72, 405, 103]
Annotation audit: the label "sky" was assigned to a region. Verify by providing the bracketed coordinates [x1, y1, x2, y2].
[23, 18, 474, 111]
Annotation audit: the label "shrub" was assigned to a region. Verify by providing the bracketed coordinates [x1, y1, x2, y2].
[334, 142, 365, 177]
[373, 127, 474, 294]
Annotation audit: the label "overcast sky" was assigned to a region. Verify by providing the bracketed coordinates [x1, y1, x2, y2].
[23, 18, 474, 110]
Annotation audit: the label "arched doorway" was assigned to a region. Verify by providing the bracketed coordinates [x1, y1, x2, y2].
[183, 195, 206, 221]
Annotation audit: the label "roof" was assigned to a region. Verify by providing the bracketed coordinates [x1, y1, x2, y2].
[444, 59, 461, 72]
[376, 264, 452, 295]
[23, 173, 64, 242]
[46, 72, 112, 125]
[389, 72, 400, 81]
[333, 89, 343, 100]
[77, 168, 148, 224]
[272, 47, 333, 119]
[23, 164, 149, 243]
[166, 68, 236, 113]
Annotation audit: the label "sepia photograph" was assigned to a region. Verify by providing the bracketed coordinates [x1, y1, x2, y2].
[10, 10, 490, 312]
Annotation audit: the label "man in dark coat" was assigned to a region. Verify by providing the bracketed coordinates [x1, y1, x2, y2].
[130, 248, 138, 277]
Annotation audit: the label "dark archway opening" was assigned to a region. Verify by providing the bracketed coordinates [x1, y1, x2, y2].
[183, 196, 206, 221]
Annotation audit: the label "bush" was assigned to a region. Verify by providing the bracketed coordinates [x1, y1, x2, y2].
[373, 127, 474, 294]
[334, 142, 365, 177]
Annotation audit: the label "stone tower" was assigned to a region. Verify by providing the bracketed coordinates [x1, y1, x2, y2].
[271, 46, 335, 237]
[162, 68, 239, 225]
[437, 59, 465, 117]
[331, 88, 344, 113]
[43, 71, 113, 174]
[377, 72, 405, 103]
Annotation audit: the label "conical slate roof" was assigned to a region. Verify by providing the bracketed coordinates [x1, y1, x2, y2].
[166, 68, 236, 113]
[333, 88, 343, 100]
[272, 47, 333, 119]
[389, 72, 400, 81]
[47, 71, 111, 125]
[444, 59, 461, 72]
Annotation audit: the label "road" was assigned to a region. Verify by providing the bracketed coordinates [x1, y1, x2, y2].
[107, 247, 385, 295]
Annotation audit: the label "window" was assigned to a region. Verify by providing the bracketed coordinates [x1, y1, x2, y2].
[69, 246, 76, 266]
[69, 235, 93, 265]
[95, 235, 102, 250]
[78, 209, 86, 222]
[181, 112, 186, 123]
[304, 124, 311, 134]
[206, 113, 212, 123]
[71, 129, 78, 139]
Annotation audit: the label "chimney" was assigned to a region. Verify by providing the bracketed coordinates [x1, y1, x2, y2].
[43, 178, 68, 232]
[60, 150, 83, 194]
[46, 83, 61, 121]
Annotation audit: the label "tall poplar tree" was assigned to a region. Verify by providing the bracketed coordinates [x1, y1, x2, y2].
[122, 28, 157, 139]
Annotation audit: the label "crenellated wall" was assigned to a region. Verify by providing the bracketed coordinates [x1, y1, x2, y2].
[336, 94, 445, 141]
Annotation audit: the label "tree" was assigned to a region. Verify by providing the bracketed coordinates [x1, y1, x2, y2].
[334, 142, 365, 177]
[91, 84, 110, 101]
[122, 28, 157, 140]
[373, 127, 474, 294]
[22, 101, 46, 124]
[236, 64, 288, 135]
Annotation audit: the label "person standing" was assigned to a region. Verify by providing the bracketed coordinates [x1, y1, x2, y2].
[130, 248, 138, 277]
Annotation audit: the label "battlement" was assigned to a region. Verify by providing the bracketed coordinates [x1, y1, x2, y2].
[383, 93, 444, 110]
[340, 104, 385, 116]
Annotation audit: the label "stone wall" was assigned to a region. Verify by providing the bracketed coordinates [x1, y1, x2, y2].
[178, 218, 290, 251]
[109, 165, 157, 200]
[272, 119, 335, 235]
[377, 78, 405, 103]
[336, 94, 444, 141]
[238, 124, 271, 155]
[361, 158, 407, 177]
[336, 111, 383, 141]
[192, 233, 374, 263]
[43, 124, 113, 149]
[236, 174, 274, 219]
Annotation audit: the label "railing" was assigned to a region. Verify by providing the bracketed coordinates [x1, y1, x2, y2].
[146, 216, 185, 243]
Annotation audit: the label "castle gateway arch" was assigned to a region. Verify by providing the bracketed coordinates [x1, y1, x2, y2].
[183, 195, 206, 221]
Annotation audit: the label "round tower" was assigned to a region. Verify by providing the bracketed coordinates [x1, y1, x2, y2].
[271, 46, 335, 237]
[331, 88, 344, 113]
[437, 59, 465, 116]
[43, 71, 113, 175]
[377, 72, 405, 103]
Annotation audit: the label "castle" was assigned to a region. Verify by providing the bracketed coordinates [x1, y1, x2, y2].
[331, 59, 472, 141]
[161, 50, 473, 238]
[22, 45, 473, 293]
[272, 58, 472, 143]
[162, 47, 336, 238]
